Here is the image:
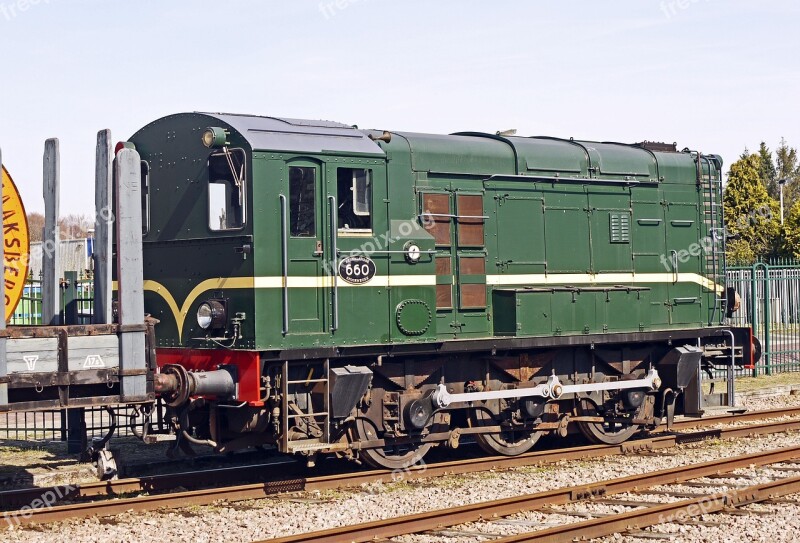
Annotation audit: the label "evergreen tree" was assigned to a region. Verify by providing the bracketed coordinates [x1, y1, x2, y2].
[758, 142, 778, 198]
[723, 153, 781, 265]
[783, 200, 800, 258]
[777, 138, 800, 208]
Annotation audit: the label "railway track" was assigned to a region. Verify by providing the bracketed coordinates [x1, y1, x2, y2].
[1, 406, 800, 528]
[264, 444, 800, 543]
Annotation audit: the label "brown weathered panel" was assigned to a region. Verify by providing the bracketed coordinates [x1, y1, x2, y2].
[436, 256, 452, 275]
[459, 256, 486, 275]
[422, 193, 452, 247]
[460, 284, 487, 309]
[457, 194, 485, 247]
[437, 285, 453, 309]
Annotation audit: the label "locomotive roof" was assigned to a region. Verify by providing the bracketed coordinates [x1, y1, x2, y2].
[132, 113, 715, 183]
[204, 112, 387, 156]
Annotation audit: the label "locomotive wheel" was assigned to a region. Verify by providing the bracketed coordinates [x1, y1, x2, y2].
[576, 398, 640, 445]
[470, 406, 542, 456]
[353, 418, 432, 471]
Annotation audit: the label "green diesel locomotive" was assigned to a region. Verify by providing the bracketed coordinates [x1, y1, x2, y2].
[132, 112, 752, 469]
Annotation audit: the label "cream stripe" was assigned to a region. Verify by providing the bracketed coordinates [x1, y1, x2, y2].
[253, 275, 437, 288]
[485, 273, 723, 293]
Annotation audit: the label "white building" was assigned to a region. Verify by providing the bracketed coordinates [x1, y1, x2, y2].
[27, 238, 92, 279]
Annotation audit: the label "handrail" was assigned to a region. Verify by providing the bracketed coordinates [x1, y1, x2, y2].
[328, 195, 339, 332]
[279, 194, 289, 336]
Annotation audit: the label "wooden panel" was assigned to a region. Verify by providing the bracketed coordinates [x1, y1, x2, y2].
[436, 285, 453, 309]
[6, 338, 59, 374]
[436, 256, 452, 275]
[422, 193, 451, 247]
[67, 335, 120, 372]
[459, 256, 485, 275]
[460, 284, 487, 309]
[457, 194, 485, 247]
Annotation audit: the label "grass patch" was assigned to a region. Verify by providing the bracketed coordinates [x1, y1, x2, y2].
[702, 372, 800, 394]
[735, 373, 800, 393]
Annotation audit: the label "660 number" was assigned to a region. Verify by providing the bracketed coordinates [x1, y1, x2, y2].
[339, 256, 376, 285]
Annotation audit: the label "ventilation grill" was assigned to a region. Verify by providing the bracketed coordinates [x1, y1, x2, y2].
[610, 213, 631, 243]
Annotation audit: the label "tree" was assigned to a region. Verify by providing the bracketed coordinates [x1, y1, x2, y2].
[25, 212, 93, 243]
[723, 153, 781, 265]
[783, 200, 800, 258]
[777, 138, 800, 208]
[58, 213, 92, 239]
[26, 212, 44, 243]
[758, 142, 778, 198]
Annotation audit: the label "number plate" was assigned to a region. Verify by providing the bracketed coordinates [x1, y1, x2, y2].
[339, 255, 376, 285]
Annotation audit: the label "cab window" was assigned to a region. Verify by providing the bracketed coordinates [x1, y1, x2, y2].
[289, 166, 316, 237]
[337, 168, 372, 234]
[208, 148, 246, 231]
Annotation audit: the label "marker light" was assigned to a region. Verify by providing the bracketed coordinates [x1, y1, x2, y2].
[202, 127, 228, 148]
[404, 242, 422, 264]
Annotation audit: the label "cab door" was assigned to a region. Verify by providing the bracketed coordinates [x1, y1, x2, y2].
[282, 160, 329, 335]
[324, 161, 390, 342]
[664, 190, 703, 325]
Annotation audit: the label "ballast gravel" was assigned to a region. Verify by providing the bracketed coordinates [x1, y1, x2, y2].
[3, 393, 800, 543]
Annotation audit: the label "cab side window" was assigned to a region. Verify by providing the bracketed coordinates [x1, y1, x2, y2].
[289, 166, 316, 237]
[208, 149, 246, 231]
[337, 168, 372, 234]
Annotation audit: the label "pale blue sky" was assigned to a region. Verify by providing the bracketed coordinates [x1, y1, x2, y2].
[1, 0, 798, 214]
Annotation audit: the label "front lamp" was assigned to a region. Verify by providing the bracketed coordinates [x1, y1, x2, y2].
[202, 127, 228, 148]
[197, 300, 227, 330]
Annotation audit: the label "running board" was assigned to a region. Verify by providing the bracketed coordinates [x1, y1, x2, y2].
[431, 369, 662, 408]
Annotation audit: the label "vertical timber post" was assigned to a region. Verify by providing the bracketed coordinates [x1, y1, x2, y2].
[115, 148, 147, 401]
[93, 130, 113, 325]
[42, 139, 61, 326]
[0, 147, 7, 407]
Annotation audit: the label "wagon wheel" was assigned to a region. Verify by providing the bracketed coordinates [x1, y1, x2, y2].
[576, 397, 641, 445]
[353, 417, 432, 471]
[470, 403, 543, 456]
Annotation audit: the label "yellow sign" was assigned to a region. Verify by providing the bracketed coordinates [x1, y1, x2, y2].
[2, 166, 30, 322]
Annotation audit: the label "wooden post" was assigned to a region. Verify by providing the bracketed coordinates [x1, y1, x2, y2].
[115, 148, 147, 400]
[42, 139, 61, 326]
[93, 130, 113, 325]
[0, 147, 7, 406]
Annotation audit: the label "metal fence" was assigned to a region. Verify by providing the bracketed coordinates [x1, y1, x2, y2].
[9, 275, 43, 326]
[727, 260, 800, 376]
[9, 270, 93, 326]
[0, 403, 165, 442]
